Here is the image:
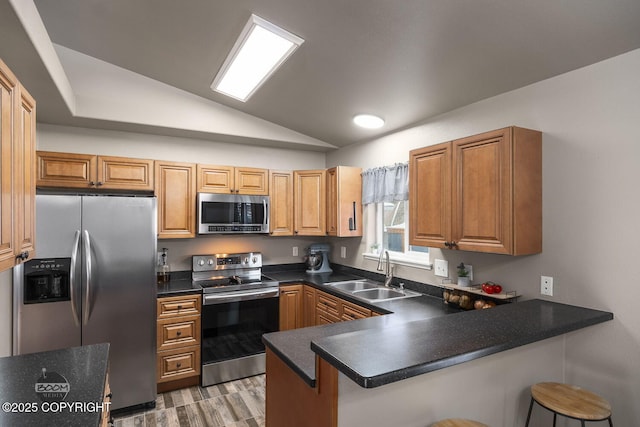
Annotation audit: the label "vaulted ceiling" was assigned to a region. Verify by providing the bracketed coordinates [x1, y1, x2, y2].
[2, 0, 640, 150]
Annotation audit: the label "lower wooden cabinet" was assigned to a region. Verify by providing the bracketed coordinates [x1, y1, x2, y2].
[100, 372, 112, 427]
[156, 294, 201, 392]
[279, 285, 379, 330]
[279, 285, 304, 331]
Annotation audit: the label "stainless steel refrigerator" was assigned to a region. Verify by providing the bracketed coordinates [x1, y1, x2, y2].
[13, 194, 157, 410]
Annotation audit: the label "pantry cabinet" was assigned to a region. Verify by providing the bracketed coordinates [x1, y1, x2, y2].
[294, 169, 326, 236]
[409, 126, 542, 255]
[0, 58, 36, 272]
[326, 166, 362, 237]
[36, 151, 154, 191]
[155, 161, 196, 239]
[197, 164, 268, 195]
[269, 170, 294, 236]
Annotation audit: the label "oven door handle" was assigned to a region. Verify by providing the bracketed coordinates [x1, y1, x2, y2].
[203, 288, 279, 305]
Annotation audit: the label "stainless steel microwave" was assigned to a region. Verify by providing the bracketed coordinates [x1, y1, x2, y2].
[197, 193, 270, 234]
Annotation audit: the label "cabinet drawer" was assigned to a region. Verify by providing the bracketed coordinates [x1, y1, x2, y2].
[156, 345, 200, 383]
[316, 292, 339, 316]
[341, 302, 371, 320]
[157, 315, 201, 351]
[157, 294, 201, 319]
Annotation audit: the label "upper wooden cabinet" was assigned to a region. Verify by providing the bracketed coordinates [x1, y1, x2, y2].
[197, 164, 268, 195]
[36, 151, 154, 191]
[293, 169, 326, 236]
[269, 170, 294, 236]
[155, 161, 196, 239]
[0, 58, 36, 272]
[326, 166, 362, 237]
[409, 126, 542, 255]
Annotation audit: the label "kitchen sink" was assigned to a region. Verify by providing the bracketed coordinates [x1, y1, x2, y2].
[328, 280, 380, 292]
[324, 279, 422, 302]
[352, 288, 420, 302]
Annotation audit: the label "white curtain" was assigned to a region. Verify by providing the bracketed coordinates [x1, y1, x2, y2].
[361, 163, 409, 205]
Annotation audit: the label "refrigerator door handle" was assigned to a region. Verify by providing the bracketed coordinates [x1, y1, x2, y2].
[70, 230, 81, 326]
[83, 230, 93, 325]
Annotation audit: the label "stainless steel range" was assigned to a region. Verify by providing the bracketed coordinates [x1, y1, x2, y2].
[192, 252, 279, 387]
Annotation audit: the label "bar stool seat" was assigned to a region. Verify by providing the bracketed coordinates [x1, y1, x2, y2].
[431, 419, 488, 427]
[525, 382, 613, 426]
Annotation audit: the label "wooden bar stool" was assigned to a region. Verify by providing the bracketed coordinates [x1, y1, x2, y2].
[525, 382, 613, 426]
[431, 419, 488, 427]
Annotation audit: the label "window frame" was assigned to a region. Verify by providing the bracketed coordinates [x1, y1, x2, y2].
[362, 200, 432, 270]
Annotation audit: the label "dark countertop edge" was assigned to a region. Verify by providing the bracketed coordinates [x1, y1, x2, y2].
[310, 300, 613, 388]
[264, 342, 316, 388]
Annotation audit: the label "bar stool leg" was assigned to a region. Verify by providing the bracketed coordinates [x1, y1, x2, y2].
[581, 420, 585, 427]
[552, 412, 557, 427]
[525, 397, 534, 427]
[608, 416, 613, 426]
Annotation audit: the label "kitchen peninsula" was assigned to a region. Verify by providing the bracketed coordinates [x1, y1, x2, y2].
[263, 272, 613, 427]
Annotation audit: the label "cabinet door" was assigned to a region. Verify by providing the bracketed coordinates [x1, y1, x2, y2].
[409, 142, 451, 248]
[269, 170, 294, 236]
[13, 85, 36, 261]
[155, 161, 196, 238]
[97, 155, 154, 191]
[452, 129, 512, 253]
[36, 151, 97, 188]
[235, 167, 268, 195]
[279, 285, 303, 331]
[303, 286, 316, 327]
[0, 60, 16, 271]
[326, 166, 362, 237]
[197, 164, 234, 193]
[294, 170, 326, 236]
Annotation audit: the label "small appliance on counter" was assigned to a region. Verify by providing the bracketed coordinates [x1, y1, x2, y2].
[305, 243, 332, 274]
[157, 247, 171, 284]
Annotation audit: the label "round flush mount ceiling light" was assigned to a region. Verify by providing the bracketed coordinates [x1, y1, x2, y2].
[353, 114, 385, 129]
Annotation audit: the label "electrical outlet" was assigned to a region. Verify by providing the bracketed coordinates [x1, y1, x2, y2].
[434, 259, 448, 277]
[292, 246, 298, 257]
[466, 265, 473, 281]
[541, 276, 553, 296]
[340, 246, 347, 258]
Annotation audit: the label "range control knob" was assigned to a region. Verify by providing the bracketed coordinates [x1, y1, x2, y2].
[252, 257, 258, 264]
[208, 259, 214, 266]
[244, 257, 249, 264]
[198, 259, 205, 266]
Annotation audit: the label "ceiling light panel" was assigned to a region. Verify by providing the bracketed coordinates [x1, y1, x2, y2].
[353, 114, 385, 129]
[211, 14, 304, 102]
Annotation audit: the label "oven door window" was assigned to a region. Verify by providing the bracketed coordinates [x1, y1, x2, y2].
[201, 297, 278, 364]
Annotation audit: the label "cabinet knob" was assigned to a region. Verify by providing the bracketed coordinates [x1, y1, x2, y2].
[89, 181, 95, 186]
[106, 392, 113, 400]
[176, 331, 182, 336]
[176, 363, 182, 368]
[96, 181, 103, 186]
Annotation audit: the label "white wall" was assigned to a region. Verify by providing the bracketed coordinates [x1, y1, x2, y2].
[328, 48, 640, 425]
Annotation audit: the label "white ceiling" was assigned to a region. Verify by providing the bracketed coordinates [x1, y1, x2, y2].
[2, 0, 640, 150]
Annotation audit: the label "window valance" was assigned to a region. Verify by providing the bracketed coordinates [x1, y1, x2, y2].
[361, 163, 409, 205]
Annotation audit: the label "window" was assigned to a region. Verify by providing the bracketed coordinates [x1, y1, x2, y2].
[366, 200, 430, 268]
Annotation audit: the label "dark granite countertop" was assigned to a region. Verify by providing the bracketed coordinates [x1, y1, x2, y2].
[311, 299, 613, 388]
[157, 278, 201, 297]
[262, 267, 613, 389]
[0, 343, 110, 426]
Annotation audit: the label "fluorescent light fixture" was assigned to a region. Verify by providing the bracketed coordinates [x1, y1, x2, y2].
[211, 14, 304, 102]
[353, 114, 385, 129]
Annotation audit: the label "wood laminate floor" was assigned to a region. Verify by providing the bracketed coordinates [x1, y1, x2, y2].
[113, 375, 265, 427]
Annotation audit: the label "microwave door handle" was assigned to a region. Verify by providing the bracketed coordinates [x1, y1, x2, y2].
[70, 230, 81, 326]
[83, 230, 93, 325]
[263, 199, 268, 227]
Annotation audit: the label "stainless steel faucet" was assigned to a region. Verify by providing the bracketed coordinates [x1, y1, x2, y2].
[376, 250, 394, 287]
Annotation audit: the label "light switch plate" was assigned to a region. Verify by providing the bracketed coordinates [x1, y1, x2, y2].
[340, 246, 347, 258]
[434, 259, 448, 277]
